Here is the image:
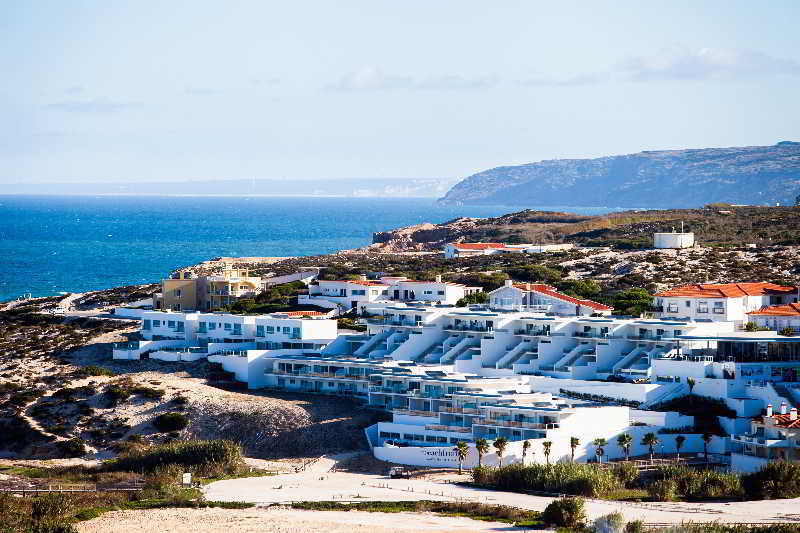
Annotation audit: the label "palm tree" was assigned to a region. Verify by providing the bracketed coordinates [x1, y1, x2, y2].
[543, 441, 552, 465]
[475, 438, 489, 467]
[702, 432, 713, 462]
[570, 437, 580, 462]
[617, 433, 633, 461]
[675, 435, 686, 460]
[455, 441, 469, 474]
[687, 377, 696, 395]
[493, 437, 508, 467]
[642, 432, 660, 461]
[593, 438, 607, 464]
[522, 440, 531, 465]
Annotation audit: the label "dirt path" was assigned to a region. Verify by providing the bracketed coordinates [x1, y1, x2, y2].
[76, 506, 526, 533]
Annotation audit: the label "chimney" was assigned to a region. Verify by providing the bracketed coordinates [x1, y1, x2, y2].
[791, 407, 798, 421]
[435, 275, 442, 283]
[504, 279, 513, 288]
[766, 404, 773, 417]
[780, 401, 788, 415]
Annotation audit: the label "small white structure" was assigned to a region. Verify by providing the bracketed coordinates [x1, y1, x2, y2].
[747, 303, 800, 334]
[444, 242, 573, 259]
[489, 280, 613, 316]
[654, 231, 695, 249]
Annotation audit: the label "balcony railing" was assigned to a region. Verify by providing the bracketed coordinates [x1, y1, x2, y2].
[473, 418, 559, 430]
[439, 406, 480, 415]
[393, 409, 438, 417]
[424, 424, 472, 433]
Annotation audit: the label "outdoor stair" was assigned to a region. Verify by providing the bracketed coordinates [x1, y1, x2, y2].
[495, 339, 535, 369]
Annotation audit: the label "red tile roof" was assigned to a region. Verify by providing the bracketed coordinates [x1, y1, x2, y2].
[747, 303, 800, 317]
[451, 242, 509, 250]
[283, 311, 326, 317]
[655, 283, 796, 299]
[755, 413, 800, 429]
[324, 280, 390, 286]
[511, 283, 613, 311]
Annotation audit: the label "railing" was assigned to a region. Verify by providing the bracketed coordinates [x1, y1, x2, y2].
[424, 424, 472, 433]
[393, 409, 438, 417]
[473, 418, 559, 430]
[439, 406, 480, 415]
[369, 386, 407, 394]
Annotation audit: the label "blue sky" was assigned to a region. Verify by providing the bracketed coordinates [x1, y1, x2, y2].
[2, 1, 799, 183]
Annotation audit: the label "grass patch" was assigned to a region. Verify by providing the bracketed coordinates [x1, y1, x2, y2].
[288, 500, 542, 527]
[106, 439, 245, 478]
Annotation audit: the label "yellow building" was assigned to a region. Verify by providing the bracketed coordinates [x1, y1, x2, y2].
[153, 265, 262, 312]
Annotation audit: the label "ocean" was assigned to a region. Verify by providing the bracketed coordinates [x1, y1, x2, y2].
[0, 195, 621, 302]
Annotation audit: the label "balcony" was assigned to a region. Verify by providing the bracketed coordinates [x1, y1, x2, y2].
[424, 424, 472, 434]
[393, 408, 438, 417]
[439, 406, 480, 415]
[473, 418, 560, 430]
[444, 324, 490, 332]
[369, 386, 408, 394]
[730, 434, 788, 447]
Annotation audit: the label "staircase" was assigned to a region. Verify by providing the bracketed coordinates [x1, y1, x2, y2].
[554, 344, 591, 372]
[495, 339, 533, 369]
[440, 337, 479, 364]
[353, 330, 392, 357]
[613, 347, 647, 373]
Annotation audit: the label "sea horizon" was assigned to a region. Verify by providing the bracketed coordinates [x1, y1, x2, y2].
[0, 195, 631, 302]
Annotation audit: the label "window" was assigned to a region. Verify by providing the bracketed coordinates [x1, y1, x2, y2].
[174, 289, 182, 297]
[143, 320, 151, 330]
[208, 322, 216, 330]
[425, 435, 437, 442]
[697, 301, 709, 314]
[291, 327, 301, 339]
[667, 304, 679, 313]
[256, 325, 265, 337]
[176, 322, 184, 333]
[283, 327, 290, 334]
[233, 324, 242, 335]
[266, 325, 275, 334]
[152, 320, 161, 327]
[351, 289, 366, 296]
[713, 301, 725, 314]
[437, 290, 445, 296]
[685, 301, 691, 308]
[168, 320, 175, 328]
[436, 436, 448, 443]
[423, 290, 433, 295]
[173, 304, 181, 311]
[224, 323, 232, 331]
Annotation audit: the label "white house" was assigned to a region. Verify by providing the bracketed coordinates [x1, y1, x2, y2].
[731, 403, 800, 472]
[299, 275, 481, 313]
[488, 280, 613, 316]
[747, 303, 800, 334]
[653, 283, 798, 325]
[444, 242, 573, 259]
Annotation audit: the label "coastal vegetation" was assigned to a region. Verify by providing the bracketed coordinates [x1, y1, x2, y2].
[471, 461, 800, 502]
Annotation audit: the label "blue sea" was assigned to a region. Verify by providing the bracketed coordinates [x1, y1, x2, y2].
[0, 195, 622, 302]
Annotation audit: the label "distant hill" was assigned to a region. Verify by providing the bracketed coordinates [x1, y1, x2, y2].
[439, 142, 800, 208]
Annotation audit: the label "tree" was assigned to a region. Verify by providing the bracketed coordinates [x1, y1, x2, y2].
[493, 437, 508, 467]
[543, 441, 552, 465]
[475, 438, 489, 467]
[617, 433, 633, 461]
[570, 437, 580, 463]
[592, 438, 607, 464]
[642, 433, 660, 461]
[612, 288, 653, 317]
[778, 327, 794, 337]
[454, 441, 469, 474]
[687, 377, 696, 394]
[522, 440, 531, 465]
[456, 292, 489, 307]
[702, 432, 713, 462]
[675, 435, 686, 459]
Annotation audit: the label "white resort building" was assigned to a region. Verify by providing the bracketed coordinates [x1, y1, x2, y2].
[114, 280, 800, 472]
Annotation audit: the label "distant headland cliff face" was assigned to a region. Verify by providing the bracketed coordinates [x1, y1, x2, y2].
[438, 141, 800, 208]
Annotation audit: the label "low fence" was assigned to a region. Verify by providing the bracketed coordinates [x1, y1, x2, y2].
[0, 482, 146, 495]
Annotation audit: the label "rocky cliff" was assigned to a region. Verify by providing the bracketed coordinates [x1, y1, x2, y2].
[439, 141, 800, 208]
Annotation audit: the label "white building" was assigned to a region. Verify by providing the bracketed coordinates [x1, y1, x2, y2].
[747, 303, 800, 334]
[489, 281, 613, 316]
[654, 232, 695, 249]
[653, 283, 798, 326]
[731, 403, 800, 473]
[299, 275, 481, 313]
[444, 242, 573, 259]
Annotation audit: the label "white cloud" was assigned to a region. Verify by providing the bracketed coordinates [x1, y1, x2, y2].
[616, 46, 800, 81]
[46, 98, 140, 113]
[518, 47, 800, 87]
[329, 66, 496, 91]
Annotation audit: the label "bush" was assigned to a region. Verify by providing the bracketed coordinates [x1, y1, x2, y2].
[541, 496, 586, 529]
[594, 511, 626, 533]
[647, 479, 677, 502]
[653, 466, 742, 500]
[77, 365, 114, 377]
[741, 461, 800, 500]
[152, 412, 189, 433]
[108, 439, 244, 477]
[613, 462, 639, 488]
[56, 438, 86, 458]
[471, 462, 621, 497]
[624, 520, 645, 533]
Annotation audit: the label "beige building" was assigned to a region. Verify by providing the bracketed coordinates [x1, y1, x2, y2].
[154, 265, 262, 312]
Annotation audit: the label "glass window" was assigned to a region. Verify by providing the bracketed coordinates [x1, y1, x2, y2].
[208, 322, 216, 330]
[168, 320, 175, 328]
[437, 290, 445, 295]
[266, 326, 275, 334]
[256, 325, 265, 337]
[143, 320, 151, 330]
[153, 320, 161, 327]
[224, 323, 232, 330]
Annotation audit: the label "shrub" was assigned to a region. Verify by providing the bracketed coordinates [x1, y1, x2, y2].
[541, 496, 586, 529]
[594, 511, 626, 533]
[77, 365, 114, 377]
[647, 479, 677, 502]
[613, 462, 639, 488]
[31, 492, 72, 524]
[108, 439, 244, 477]
[56, 438, 86, 458]
[471, 462, 621, 497]
[741, 461, 800, 500]
[653, 466, 742, 500]
[152, 412, 189, 433]
[624, 520, 645, 533]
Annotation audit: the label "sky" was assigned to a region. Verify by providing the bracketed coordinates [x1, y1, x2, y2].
[2, 1, 799, 184]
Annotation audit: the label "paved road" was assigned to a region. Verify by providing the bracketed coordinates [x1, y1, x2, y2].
[204, 468, 800, 525]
